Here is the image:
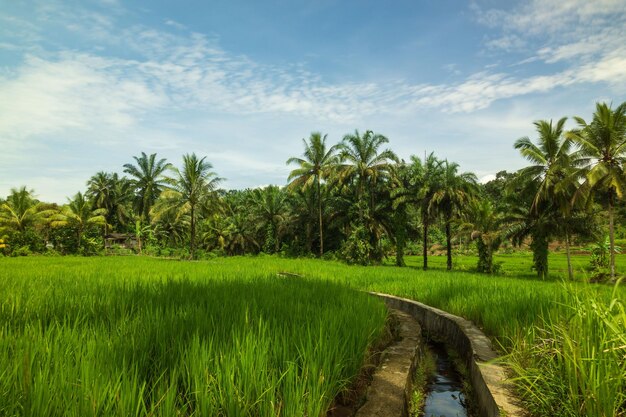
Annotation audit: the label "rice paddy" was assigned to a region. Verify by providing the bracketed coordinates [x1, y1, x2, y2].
[1, 255, 624, 416]
[0, 257, 387, 417]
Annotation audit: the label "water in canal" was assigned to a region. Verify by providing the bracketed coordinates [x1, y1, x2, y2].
[422, 341, 468, 417]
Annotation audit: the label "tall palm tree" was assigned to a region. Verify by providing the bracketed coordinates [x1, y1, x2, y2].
[395, 153, 443, 270]
[515, 118, 575, 208]
[567, 102, 626, 279]
[338, 130, 399, 218]
[152, 153, 221, 259]
[123, 152, 171, 222]
[515, 118, 580, 279]
[50, 192, 107, 250]
[287, 132, 340, 256]
[86, 172, 113, 213]
[429, 160, 477, 270]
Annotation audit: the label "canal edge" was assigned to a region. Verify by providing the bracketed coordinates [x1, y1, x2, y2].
[369, 292, 524, 417]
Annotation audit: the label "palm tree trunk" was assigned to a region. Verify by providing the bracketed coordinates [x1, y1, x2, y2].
[306, 223, 312, 254]
[395, 207, 406, 267]
[446, 220, 452, 270]
[422, 214, 429, 270]
[609, 194, 615, 280]
[136, 218, 143, 254]
[190, 204, 195, 260]
[565, 228, 573, 280]
[317, 178, 323, 257]
[275, 222, 280, 253]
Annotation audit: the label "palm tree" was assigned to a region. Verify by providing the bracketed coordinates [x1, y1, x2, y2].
[429, 160, 478, 270]
[397, 153, 442, 270]
[50, 192, 107, 250]
[459, 199, 503, 273]
[338, 130, 399, 219]
[285, 186, 318, 255]
[123, 152, 171, 222]
[86, 172, 133, 230]
[250, 185, 288, 253]
[86, 172, 113, 212]
[567, 102, 626, 280]
[108, 177, 134, 229]
[152, 153, 221, 259]
[515, 118, 580, 279]
[0, 187, 41, 233]
[389, 161, 426, 267]
[287, 132, 340, 256]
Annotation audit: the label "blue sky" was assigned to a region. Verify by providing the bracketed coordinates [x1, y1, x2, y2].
[1, 0, 625, 203]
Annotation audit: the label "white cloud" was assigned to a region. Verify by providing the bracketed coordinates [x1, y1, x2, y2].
[474, 0, 626, 35]
[2, 0, 626, 201]
[407, 43, 626, 113]
[484, 35, 526, 52]
[0, 54, 166, 141]
[474, 0, 626, 65]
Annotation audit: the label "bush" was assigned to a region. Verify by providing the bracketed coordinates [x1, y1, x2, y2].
[321, 251, 338, 261]
[43, 248, 61, 257]
[340, 226, 372, 266]
[11, 246, 31, 257]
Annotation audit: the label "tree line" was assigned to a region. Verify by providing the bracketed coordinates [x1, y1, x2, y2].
[1, 101, 625, 280]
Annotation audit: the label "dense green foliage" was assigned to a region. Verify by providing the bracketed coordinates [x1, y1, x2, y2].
[0, 257, 387, 417]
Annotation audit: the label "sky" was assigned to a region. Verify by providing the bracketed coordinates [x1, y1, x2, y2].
[1, 0, 626, 203]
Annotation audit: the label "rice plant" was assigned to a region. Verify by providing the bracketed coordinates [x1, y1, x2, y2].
[0, 257, 387, 416]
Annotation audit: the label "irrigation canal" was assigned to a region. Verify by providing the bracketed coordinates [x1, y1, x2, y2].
[423, 341, 468, 417]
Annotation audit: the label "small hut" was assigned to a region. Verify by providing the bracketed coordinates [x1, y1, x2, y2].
[104, 233, 138, 250]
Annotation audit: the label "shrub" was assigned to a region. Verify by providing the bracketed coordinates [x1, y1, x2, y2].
[340, 225, 372, 266]
[11, 246, 31, 257]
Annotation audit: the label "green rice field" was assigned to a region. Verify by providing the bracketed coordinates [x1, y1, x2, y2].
[0, 257, 387, 417]
[1, 255, 625, 416]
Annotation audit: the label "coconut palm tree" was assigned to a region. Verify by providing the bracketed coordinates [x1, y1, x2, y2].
[50, 192, 107, 250]
[429, 160, 478, 270]
[514, 118, 576, 208]
[567, 102, 626, 279]
[86, 172, 134, 241]
[338, 130, 399, 219]
[86, 172, 111, 208]
[123, 152, 171, 222]
[152, 153, 221, 259]
[287, 132, 340, 256]
[0, 187, 41, 233]
[515, 118, 581, 279]
[0, 187, 50, 252]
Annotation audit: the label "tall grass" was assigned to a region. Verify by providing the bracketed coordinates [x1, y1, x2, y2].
[0, 257, 387, 416]
[508, 282, 626, 417]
